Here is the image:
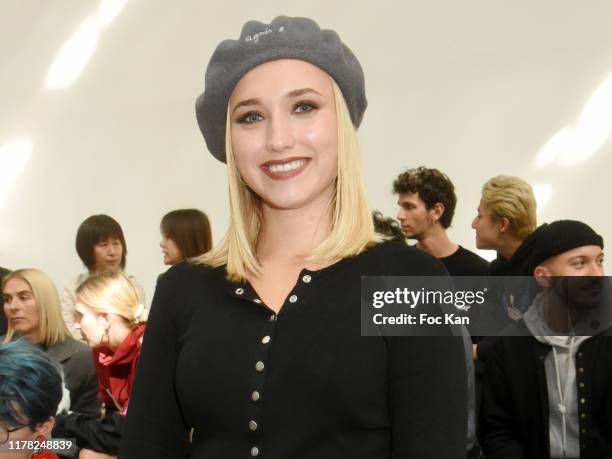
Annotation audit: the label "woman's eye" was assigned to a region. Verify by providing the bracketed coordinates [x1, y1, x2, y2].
[294, 103, 315, 113]
[239, 112, 263, 124]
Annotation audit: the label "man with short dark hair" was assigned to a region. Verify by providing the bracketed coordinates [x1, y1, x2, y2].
[480, 220, 612, 459]
[394, 166, 489, 276]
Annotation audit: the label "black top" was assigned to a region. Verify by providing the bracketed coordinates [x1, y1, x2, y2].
[120, 241, 468, 459]
[487, 226, 546, 277]
[479, 321, 612, 459]
[439, 246, 489, 277]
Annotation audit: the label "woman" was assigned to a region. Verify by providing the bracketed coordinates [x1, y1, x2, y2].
[0, 339, 64, 459]
[121, 16, 467, 458]
[2, 269, 100, 418]
[159, 208, 212, 265]
[62, 215, 146, 339]
[53, 272, 146, 457]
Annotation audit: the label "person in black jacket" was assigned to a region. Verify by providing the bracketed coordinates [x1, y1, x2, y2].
[471, 175, 540, 314]
[120, 16, 468, 459]
[470, 175, 543, 367]
[479, 220, 612, 459]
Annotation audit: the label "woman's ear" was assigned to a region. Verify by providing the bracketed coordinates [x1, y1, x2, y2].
[34, 416, 55, 437]
[534, 266, 550, 288]
[99, 313, 111, 329]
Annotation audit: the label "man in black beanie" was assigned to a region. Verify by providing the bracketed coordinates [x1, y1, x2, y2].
[479, 220, 612, 459]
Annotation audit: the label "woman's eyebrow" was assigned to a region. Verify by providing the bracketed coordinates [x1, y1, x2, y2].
[232, 98, 260, 113]
[287, 88, 321, 98]
[232, 88, 322, 114]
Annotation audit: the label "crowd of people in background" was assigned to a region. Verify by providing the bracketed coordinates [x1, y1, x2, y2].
[1, 208, 212, 458]
[2, 170, 609, 459]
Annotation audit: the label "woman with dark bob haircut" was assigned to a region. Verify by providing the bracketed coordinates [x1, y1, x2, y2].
[0, 339, 63, 459]
[61, 215, 146, 339]
[159, 209, 212, 266]
[121, 16, 467, 458]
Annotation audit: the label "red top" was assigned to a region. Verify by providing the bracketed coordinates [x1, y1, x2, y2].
[93, 322, 146, 416]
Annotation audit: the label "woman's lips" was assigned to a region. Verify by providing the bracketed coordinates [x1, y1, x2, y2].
[261, 158, 310, 180]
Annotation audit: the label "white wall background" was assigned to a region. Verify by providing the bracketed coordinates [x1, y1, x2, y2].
[1, 0, 611, 305]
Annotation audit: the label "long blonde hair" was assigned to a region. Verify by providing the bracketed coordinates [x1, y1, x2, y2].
[196, 79, 380, 281]
[2, 269, 70, 346]
[76, 272, 144, 325]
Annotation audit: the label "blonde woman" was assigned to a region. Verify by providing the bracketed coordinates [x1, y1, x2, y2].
[2, 269, 99, 418]
[121, 16, 467, 458]
[52, 272, 146, 458]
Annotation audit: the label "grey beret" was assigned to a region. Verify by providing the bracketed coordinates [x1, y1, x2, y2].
[195, 16, 367, 163]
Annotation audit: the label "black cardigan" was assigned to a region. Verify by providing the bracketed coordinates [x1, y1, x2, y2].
[479, 321, 612, 459]
[120, 241, 468, 458]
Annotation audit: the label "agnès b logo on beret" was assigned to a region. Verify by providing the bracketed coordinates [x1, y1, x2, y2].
[246, 25, 286, 43]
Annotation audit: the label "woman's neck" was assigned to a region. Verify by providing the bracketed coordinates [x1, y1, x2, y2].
[25, 331, 41, 345]
[107, 323, 132, 352]
[256, 191, 334, 267]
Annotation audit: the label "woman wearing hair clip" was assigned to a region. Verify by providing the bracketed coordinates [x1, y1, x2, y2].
[53, 272, 146, 458]
[122, 16, 467, 458]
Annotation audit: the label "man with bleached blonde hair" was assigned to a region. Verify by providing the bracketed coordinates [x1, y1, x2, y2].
[472, 175, 542, 314]
[471, 175, 542, 359]
[472, 175, 538, 272]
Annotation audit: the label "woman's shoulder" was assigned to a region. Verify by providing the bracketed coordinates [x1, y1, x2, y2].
[159, 260, 224, 285]
[154, 261, 227, 303]
[358, 240, 448, 276]
[46, 337, 92, 366]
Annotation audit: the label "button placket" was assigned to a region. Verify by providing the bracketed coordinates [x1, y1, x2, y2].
[246, 309, 278, 448]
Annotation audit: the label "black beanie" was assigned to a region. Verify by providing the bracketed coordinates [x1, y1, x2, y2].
[529, 220, 604, 272]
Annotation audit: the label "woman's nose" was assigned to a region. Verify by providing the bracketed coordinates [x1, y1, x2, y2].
[266, 113, 296, 153]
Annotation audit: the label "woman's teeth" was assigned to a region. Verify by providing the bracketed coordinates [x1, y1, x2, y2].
[268, 159, 306, 173]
